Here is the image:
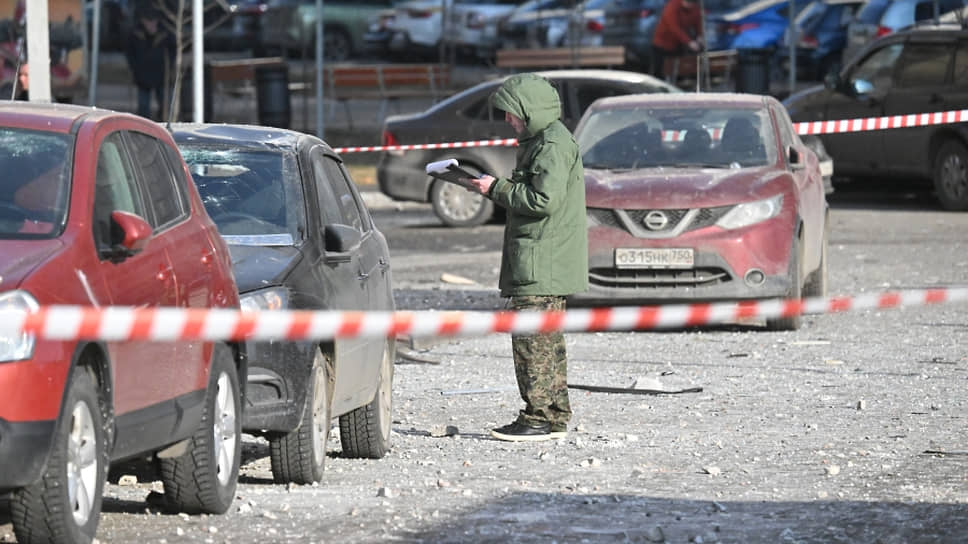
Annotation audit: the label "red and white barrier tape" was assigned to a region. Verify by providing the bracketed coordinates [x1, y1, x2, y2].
[2, 287, 965, 342]
[334, 138, 518, 154]
[332, 109, 968, 154]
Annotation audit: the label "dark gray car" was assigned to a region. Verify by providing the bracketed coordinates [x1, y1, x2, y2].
[174, 124, 396, 484]
[377, 69, 681, 227]
[784, 26, 968, 210]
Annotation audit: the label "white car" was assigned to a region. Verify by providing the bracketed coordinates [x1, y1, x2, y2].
[387, 0, 448, 53]
[447, 0, 523, 60]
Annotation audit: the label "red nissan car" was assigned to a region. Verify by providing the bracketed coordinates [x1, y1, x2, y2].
[0, 102, 245, 543]
[571, 93, 829, 330]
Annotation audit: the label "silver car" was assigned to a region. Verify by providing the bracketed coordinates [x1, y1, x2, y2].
[377, 69, 681, 227]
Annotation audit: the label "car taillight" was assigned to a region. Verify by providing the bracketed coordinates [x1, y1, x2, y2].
[407, 8, 433, 18]
[639, 8, 653, 18]
[875, 25, 892, 37]
[737, 22, 759, 33]
[382, 130, 398, 147]
[798, 34, 818, 48]
[586, 20, 604, 32]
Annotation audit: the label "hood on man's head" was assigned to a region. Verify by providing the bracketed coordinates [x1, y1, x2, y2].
[491, 73, 561, 138]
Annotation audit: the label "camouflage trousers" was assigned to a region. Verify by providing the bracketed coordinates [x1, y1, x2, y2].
[508, 295, 571, 430]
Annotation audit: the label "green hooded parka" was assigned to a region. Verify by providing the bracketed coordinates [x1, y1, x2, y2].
[489, 74, 589, 298]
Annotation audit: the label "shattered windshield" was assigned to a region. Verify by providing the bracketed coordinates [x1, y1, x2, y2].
[179, 146, 306, 245]
[578, 105, 777, 171]
[0, 129, 72, 238]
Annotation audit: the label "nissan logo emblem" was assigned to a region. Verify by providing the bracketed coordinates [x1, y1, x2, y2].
[643, 210, 669, 230]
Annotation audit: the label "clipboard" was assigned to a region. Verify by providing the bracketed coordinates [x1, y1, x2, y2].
[425, 159, 483, 191]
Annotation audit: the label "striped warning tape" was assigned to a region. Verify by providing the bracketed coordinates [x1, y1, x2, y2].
[332, 109, 968, 154]
[2, 287, 965, 342]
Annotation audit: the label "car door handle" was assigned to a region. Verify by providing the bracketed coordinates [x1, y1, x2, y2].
[358, 271, 370, 280]
[929, 93, 944, 104]
[379, 257, 389, 270]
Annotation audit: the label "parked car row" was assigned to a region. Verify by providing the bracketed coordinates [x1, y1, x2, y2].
[0, 104, 395, 543]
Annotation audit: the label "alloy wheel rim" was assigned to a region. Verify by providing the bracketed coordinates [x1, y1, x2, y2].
[68, 401, 98, 526]
[213, 372, 238, 487]
[439, 183, 483, 222]
[379, 342, 393, 438]
[942, 153, 967, 200]
[312, 368, 327, 465]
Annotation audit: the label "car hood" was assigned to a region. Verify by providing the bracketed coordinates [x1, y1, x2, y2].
[0, 239, 65, 289]
[584, 167, 783, 209]
[227, 244, 301, 293]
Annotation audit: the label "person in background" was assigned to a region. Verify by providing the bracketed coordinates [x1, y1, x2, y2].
[125, 4, 175, 120]
[468, 73, 588, 442]
[651, 0, 705, 81]
[13, 62, 28, 100]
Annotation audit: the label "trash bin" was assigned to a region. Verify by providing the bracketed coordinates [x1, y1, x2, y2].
[255, 64, 291, 129]
[179, 64, 214, 123]
[735, 48, 771, 95]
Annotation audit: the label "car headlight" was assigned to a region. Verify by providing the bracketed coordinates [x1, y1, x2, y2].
[716, 195, 784, 230]
[0, 290, 39, 362]
[240, 287, 289, 312]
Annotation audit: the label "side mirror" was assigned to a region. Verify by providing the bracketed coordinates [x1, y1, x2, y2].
[324, 223, 362, 255]
[112, 210, 152, 254]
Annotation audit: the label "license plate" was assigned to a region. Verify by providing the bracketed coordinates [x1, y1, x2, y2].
[615, 248, 694, 269]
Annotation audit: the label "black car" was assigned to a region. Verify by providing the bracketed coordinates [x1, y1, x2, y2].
[784, 25, 968, 210]
[174, 124, 396, 484]
[377, 69, 681, 227]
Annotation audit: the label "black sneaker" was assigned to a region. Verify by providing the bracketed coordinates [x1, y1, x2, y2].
[490, 421, 565, 442]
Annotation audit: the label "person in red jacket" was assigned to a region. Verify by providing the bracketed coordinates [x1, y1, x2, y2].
[651, 0, 705, 81]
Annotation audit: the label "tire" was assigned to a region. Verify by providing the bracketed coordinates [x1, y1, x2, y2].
[325, 28, 353, 62]
[766, 237, 803, 331]
[159, 343, 240, 514]
[11, 369, 107, 544]
[933, 140, 968, 211]
[269, 350, 332, 484]
[339, 338, 394, 459]
[803, 218, 828, 299]
[430, 165, 494, 227]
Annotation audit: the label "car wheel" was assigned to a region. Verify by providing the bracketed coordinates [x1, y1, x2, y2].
[933, 140, 968, 211]
[11, 369, 107, 544]
[159, 343, 240, 514]
[802, 220, 828, 298]
[325, 28, 353, 62]
[269, 350, 332, 484]
[430, 169, 494, 227]
[339, 338, 394, 459]
[766, 237, 803, 331]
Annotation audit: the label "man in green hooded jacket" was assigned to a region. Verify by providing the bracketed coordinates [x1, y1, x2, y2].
[469, 73, 588, 442]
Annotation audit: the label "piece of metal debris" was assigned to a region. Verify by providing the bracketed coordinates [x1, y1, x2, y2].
[568, 384, 703, 395]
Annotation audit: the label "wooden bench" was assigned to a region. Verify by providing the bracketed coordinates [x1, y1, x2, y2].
[495, 46, 626, 70]
[665, 49, 738, 90]
[322, 63, 452, 128]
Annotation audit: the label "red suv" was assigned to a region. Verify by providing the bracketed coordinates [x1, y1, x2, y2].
[0, 103, 245, 543]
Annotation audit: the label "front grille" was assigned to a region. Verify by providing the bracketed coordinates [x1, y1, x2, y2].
[588, 205, 732, 237]
[589, 267, 730, 289]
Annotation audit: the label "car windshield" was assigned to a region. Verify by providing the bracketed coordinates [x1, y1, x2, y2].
[578, 105, 777, 170]
[179, 146, 306, 245]
[0, 129, 72, 239]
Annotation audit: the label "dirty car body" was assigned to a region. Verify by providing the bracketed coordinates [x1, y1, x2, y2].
[174, 123, 395, 485]
[571, 93, 829, 330]
[0, 103, 244, 543]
